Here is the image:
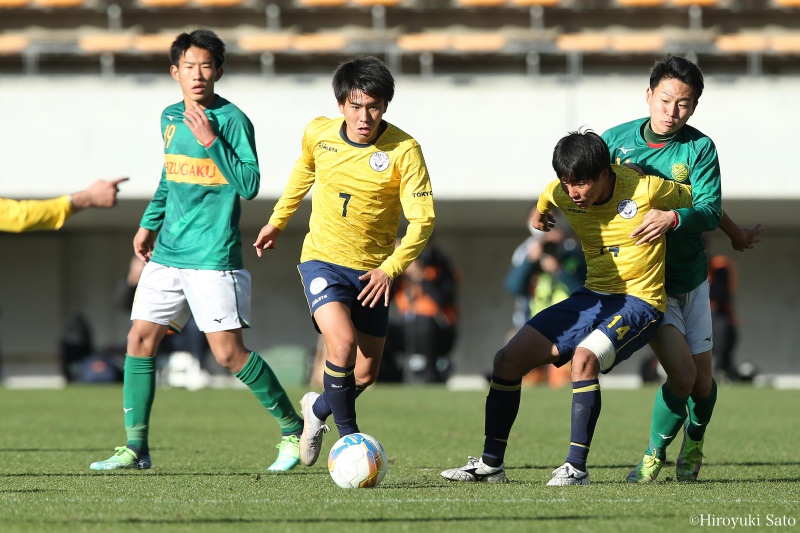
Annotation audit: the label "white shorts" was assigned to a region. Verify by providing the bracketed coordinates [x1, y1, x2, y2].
[661, 279, 713, 355]
[131, 261, 251, 333]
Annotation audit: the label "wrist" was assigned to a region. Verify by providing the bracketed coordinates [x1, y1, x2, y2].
[672, 211, 679, 229]
[204, 136, 217, 148]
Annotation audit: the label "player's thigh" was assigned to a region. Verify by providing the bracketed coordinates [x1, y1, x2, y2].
[493, 325, 558, 380]
[650, 324, 696, 390]
[130, 261, 192, 332]
[181, 269, 251, 333]
[354, 331, 386, 386]
[314, 302, 358, 366]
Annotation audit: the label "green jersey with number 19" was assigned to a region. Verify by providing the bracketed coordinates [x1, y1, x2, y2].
[140, 96, 260, 271]
[602, 117, 722, 295]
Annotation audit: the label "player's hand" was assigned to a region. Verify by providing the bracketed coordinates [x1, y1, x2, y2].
[133, 226, 157, 263]
[632, 209, 674, 245]
[730, 223, 763, 252]
[183, 102, 217, 147]
[71, 177, 129, 210]
[531, 210, 556, 232]
[357, 268, 393, 308]
[253, 223, 282, 257]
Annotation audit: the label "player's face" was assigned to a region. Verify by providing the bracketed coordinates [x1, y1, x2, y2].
[170, 46, 222, 108]
[646, 77, 696, 136]
[338, 91, 388, 144]
[559, 170, 611, 209]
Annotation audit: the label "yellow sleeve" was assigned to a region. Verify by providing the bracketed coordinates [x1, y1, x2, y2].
[0, 195, 72, 233]
[268, 124, 316, 230]
[536, 180, 560, 214]
[650, 176, 693, 210]
[379, 145, 435, 278]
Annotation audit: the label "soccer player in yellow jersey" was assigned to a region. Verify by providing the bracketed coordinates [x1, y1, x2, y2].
[1, 178, 126, 233]
[254, 56, 435, 466]
[441, 129, 691, 486]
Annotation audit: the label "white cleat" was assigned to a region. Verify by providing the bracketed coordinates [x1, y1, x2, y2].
[547, 462, 590, 486]
[440, 456, 507, 483]
[299, 392, 329, 466]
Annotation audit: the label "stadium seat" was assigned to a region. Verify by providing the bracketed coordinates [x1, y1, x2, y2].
[194, 0, 247, 7]
[715, 33, 768, 52]
[456, 0, 507, 6]
[296, 0, 348, 6]
[396, 33, 451, 52]
[35, 0, 85, 6]
[78, 33, 134, 54]
[610, 32, 667, 52]
[237, 32, 293, 52]
[352, 0, 402, 5]
[672, 0, 719, 6]
[137, 0, 190, 7]
[450, 32, 507, 52]
[133, 34, 176, 54]
[615, 0, 666, 6]
[0, 0, 32, 7]
[0, 34, 29, 55]
[770, 33, 800, 54]
[290, 32, 350, 52]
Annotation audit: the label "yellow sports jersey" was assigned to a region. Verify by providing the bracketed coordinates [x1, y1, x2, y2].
[0, 195, 72, 233]
[537, 165, 692, 311]
[269, 117, 435, 278]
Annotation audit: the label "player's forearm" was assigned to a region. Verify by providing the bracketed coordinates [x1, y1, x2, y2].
[207, 141, 260, 200]
[380, 217, 434, 279]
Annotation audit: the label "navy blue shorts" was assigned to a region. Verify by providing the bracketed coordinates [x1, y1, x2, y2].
[297, 260, 392, 337]
[526, 287, 663, 373]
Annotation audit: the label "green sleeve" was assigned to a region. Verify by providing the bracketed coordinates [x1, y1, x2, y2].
[206, 115, 260, 200]
[140, 170, 168, 231]
[673, 140, 722, 233]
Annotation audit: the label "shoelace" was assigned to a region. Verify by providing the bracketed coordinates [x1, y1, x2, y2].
[276, 435, 299, 451]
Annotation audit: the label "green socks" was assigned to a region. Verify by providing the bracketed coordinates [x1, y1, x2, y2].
[647, 384, 688, 459]
[123, 355, 157, 453]
[235, 352, 303, 435]
[686, 379, 717, 441]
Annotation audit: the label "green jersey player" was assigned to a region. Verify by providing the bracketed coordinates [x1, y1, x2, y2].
[90, 29, 304, 473]
[603, 54, 762, 483]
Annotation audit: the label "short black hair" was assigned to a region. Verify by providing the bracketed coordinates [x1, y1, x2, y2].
[332, 55, 395, 105]
[552, 129, 611, 184]
[649, 53, 704, 102]
[170, 29, 225, 69]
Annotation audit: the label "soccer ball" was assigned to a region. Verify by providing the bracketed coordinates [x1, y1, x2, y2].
[328, 433, 388, 488]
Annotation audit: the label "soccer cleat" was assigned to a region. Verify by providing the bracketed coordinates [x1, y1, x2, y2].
[676, 426, 705, 481]
[546, 462, 590, 486]
[90, 446, 151, 471]
[440, 456, 508, 483]
[299, 392, 330, 466]
[626, 451, 663, 483]
[267, 435, 301, 472]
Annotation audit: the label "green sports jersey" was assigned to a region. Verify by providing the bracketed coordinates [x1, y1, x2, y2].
[602, 117, 722, 295]
[140, 96, 259, 270]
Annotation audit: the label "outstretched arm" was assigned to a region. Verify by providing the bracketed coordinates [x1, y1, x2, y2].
[719, 211, 763, 252]
[69, 178, 128, 212]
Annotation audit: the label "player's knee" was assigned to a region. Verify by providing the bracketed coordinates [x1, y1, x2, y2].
[211, 348, 247, 371]
[127, 329, 156, 356]
[667, 367, 697, 396]
[492, 346, 525, 380]
[571, 351, 599, 381]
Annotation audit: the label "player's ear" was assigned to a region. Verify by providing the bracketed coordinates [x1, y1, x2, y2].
[170, 64, 180, 81]
[383, 101, 389, 113]
[215, 67, 224, 81]
[645, 87, 653, 103]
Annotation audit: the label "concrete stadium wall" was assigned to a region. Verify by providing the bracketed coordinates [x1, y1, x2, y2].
[2, 75, 799, 381]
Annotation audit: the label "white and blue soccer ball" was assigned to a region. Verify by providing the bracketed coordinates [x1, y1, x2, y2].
[327, 433, 388, 488]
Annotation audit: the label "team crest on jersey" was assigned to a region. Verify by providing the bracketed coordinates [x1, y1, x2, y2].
[369, 151, 390, 172]
[309, 277, 328, 295]
[671, 163, 689, 183]
[617, 199, 638, 219]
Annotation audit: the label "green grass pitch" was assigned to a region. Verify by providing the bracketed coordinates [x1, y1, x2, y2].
[1, 384, 798, 532]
